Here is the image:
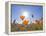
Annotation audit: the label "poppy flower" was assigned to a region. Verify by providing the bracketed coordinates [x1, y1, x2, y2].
[20, 16, 25, 20]
[23, 20, 29, 25]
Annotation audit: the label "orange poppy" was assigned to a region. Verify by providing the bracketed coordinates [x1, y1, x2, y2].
[20, 16, 25, 20]
[23, 20, 29, 25]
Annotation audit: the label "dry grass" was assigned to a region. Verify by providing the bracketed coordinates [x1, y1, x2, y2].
[11, 20, 43, 32]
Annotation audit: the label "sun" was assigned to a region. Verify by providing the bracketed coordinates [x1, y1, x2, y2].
[22, 11, 29, 18]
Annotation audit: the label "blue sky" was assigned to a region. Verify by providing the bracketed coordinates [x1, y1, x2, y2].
[11, 4, 43, 22]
